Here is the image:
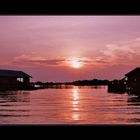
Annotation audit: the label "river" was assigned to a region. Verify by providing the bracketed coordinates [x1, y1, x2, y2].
[0, 86, 140, 124]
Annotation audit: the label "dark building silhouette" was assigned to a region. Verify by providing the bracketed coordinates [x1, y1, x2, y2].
[108, 67, 140, 94]
[0, 69, 32, 90]
[108, 79, 126, 93]
[124, 67, 140, 94]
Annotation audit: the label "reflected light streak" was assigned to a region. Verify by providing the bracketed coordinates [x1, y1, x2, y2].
[72, 86, 80, 121]
[72, 114, 80, 121]
[73, 88, 79, 101]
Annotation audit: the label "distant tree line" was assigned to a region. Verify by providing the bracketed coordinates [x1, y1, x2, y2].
[66, 79, 109, 86]
[32, 79, 110, 86]
[33, 81, 63, 85]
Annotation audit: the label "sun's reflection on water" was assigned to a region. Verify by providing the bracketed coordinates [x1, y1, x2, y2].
[72, 114, 80, 121]
[72, 86, 80, 121]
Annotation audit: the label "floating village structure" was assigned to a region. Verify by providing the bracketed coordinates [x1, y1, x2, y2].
[108, 78, 126, 93]
[125, 67, 140, 94]
[0, 69, 32, 90]
[0, 68, 140, 93]
[108, 67, 140, 95]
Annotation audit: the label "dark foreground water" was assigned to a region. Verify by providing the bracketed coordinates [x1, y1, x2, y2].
[0, 86, 140, 124]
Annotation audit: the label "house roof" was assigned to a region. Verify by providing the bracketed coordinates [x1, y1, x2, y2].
[125, 67, 140, 77]
[0, 69, 32, 78]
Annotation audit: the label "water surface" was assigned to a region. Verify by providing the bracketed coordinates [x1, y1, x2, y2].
[0, 86, 140, 124]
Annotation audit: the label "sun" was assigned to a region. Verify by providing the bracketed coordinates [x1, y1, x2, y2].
[71, 60, 81, 68]
[68, 59, 82, 69]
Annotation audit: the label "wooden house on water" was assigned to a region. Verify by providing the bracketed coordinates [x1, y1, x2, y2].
[124, 67, 140, 94]
[108, 79, 126, 93]
[108, 67, 140, 94]
[0, 69, 32, 90]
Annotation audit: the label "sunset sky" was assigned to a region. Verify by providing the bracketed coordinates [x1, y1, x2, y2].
[0, 16, 140, 82]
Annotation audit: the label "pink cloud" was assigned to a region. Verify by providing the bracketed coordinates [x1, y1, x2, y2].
[97, 37, 140, 66]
